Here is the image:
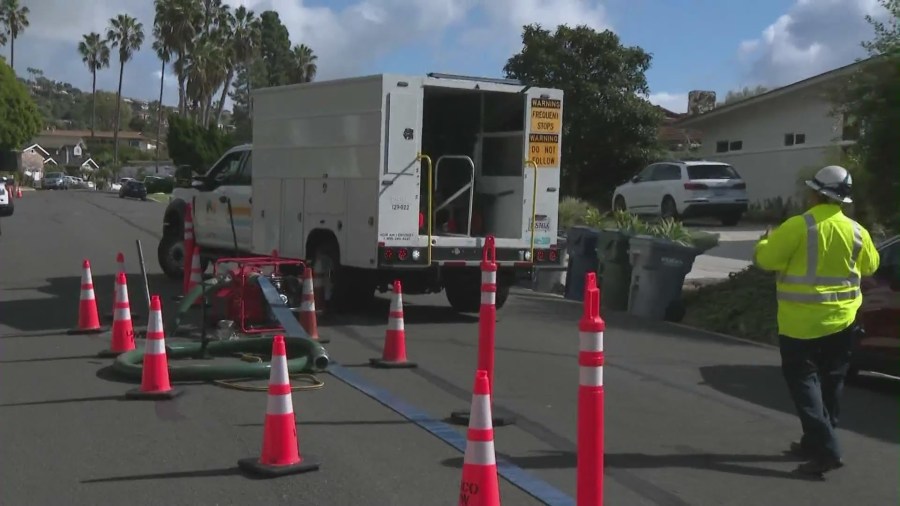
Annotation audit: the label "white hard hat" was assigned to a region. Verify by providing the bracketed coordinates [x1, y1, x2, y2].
[805, 165, 853, 204]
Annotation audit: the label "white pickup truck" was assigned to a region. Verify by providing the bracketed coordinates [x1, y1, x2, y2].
[157, 72, 564, 314]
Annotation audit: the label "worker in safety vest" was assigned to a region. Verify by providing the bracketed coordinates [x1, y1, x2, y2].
[754, 165, 880, 478]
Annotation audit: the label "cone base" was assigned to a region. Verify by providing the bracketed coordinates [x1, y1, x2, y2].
[369, 358, 417, 369]
[67, 326, 106, 335]
[98, 348, 133, 358]
[125, 387, 184, 401]
[448, 410, 516, 427]
[237, 456, 320, 478]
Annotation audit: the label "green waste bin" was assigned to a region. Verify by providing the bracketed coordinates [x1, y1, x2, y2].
[595, 229, 632, 311]
[626, 235, 701, 321]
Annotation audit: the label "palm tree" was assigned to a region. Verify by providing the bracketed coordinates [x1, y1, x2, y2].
[290, 44, 318, 84]
[0, 0, 30, 70]
[184, 35, 227, 125]
[155, 0, 200, 116]
[77, 33, 111, 139]
[106, 14, 145, 165]
[152, 33, 169, 173]
[213, 5, 258, 126]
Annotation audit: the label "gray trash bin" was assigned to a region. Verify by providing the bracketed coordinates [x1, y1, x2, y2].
[626, 235, 701, 321]
[595, 229, 632, 311]
[564, 226, 600, 301]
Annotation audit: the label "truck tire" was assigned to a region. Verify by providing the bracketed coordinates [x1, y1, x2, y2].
[444, 268, 513, 313]
[311, 239, 374, 314]
[157, 233, 185, 280]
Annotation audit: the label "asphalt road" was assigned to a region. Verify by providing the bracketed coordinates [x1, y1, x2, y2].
[1, 190, 898, 506]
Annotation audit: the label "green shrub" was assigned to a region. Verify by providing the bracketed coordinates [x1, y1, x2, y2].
[558, 196, 593, 231]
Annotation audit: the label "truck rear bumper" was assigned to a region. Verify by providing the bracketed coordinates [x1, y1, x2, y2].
[378, 244, 561, 268]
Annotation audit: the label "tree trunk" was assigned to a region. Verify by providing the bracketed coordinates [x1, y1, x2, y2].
[213, 68, 234, 127]
[156, 59, 165, 174]
[246, 64, 253, 123]
[114, 60, 125, 166]
[90, 70, 97, 139]
[9, 36, 14, 70]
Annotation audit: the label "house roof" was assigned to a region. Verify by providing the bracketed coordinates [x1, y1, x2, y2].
[31, 136, 85, 150]
[675, 56, 881, 128]
[37, 129, 149, 141]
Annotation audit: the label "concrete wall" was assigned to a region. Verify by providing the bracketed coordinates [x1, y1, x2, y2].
[691, 83, 850, 204]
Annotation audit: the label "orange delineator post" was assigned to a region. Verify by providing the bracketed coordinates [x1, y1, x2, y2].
[577, 272, 605, 506]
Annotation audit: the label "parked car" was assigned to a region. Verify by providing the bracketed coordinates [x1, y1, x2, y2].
[852, 234, 900, 379]
[142, 175, 175, 194]
[42, 172, 69, 190]
[119, 179, 148, 201]
[612, 160, 749, 226]
[110, 177, 133, 192]
[0, 184, 13, 216]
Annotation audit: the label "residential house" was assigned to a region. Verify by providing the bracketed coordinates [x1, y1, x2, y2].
[26, 134, 100, 176]
[37, 128, 156, 152]
[674, 58, 876, 204]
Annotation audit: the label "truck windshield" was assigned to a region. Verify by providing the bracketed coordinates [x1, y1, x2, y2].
[687, 165, 739, 180]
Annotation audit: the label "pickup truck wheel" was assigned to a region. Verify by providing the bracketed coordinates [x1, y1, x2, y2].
[444, 269, 481, 313]
[157, 234, 185, 280]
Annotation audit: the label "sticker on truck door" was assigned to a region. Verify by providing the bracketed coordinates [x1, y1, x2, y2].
[528, 214, 553, 245]
[528, 98, 561, 168]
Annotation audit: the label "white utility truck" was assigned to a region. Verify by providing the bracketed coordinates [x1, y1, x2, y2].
[158, 73, 564, 313]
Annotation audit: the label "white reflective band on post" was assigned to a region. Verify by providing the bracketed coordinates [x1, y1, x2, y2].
[579, 331, 603, 352]
[469, 394, 492, 429]
[114, 308, 131, 321]
[80, 289, 95, 300]
[580, 365, 603, 387]
[267, 393, 294, 415]
[388, 317, 404, 331]
[145, 338, 166, 355]
[300, 300, 315, 312]
[779, 214, 863, 287]
[481, 271, 496, 284]
[270, 355, 289, 385]
[463, 440, 496, 466]
[303, 278, 314, 294]
[481, 292, 496, 305]
[777, 289, 861, 303]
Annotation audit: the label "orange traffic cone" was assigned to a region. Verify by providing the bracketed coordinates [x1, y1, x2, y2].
[67, 259, 105, 335]
[16, 187, 22, 198]
[187, 244, 203, 307]
[458, 370, 501, 506]
[298, 268, 328, 343]
[238, 335, 320, 477]
[99, 272, 136, 357]
[125, 295, 182, 400]
[107, 252, 140, 321]
[369, 280, 417, 368]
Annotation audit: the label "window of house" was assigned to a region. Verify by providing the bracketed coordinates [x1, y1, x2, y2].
[784, 133, 806, 146]
[716, 141, 729, 153]
[784, 134, 795, 146]
[795, 133, 805, 144]
[729, 140, 743, 151]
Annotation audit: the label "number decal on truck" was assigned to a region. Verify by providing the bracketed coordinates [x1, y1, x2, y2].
[392, 204, 410, 211]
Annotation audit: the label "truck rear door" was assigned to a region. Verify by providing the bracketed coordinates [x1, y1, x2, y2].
[524, 91, 563, 247]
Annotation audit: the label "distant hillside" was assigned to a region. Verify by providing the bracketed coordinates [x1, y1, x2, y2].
[17, 67, 232, 137]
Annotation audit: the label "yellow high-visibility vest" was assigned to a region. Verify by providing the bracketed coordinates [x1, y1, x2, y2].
[754, 204, 880, 339]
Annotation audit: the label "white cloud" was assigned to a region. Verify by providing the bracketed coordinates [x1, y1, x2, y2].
[647, 92, 687, 114]
[737, 0, 889, 87]
[11, 0, 610, 106]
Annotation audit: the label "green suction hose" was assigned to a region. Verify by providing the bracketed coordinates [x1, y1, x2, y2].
[112, 334, 329, 381]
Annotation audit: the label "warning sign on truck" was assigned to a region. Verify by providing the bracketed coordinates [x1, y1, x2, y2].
[528, 98, 561, 167]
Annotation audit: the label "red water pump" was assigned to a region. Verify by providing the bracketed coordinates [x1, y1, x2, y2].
[209, 256, 306, 334]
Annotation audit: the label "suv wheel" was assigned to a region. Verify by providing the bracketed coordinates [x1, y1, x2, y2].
[720, 213, 741, 226]
[660, 196, 678, 220]
[614, 196, 627, 212]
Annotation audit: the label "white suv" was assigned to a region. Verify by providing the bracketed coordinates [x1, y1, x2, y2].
[612, 160, 749, 226]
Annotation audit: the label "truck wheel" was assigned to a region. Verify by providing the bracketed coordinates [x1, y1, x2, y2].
[157, 233, 185, 280]
[311, 239, 374, 314]
[444, 268, 481, 313]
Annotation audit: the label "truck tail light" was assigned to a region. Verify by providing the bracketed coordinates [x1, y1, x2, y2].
[397, 248, 408, 261]
[384, 248, 394, 260]
[536, 249, 545, 262]
[549, 248, 558, 262]
[684, 182, 708, 190]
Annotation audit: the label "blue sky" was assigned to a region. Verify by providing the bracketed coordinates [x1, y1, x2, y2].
[8, 0, 886, 113]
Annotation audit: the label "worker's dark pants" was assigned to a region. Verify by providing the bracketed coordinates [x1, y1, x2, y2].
[778, 324, 856, 461]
